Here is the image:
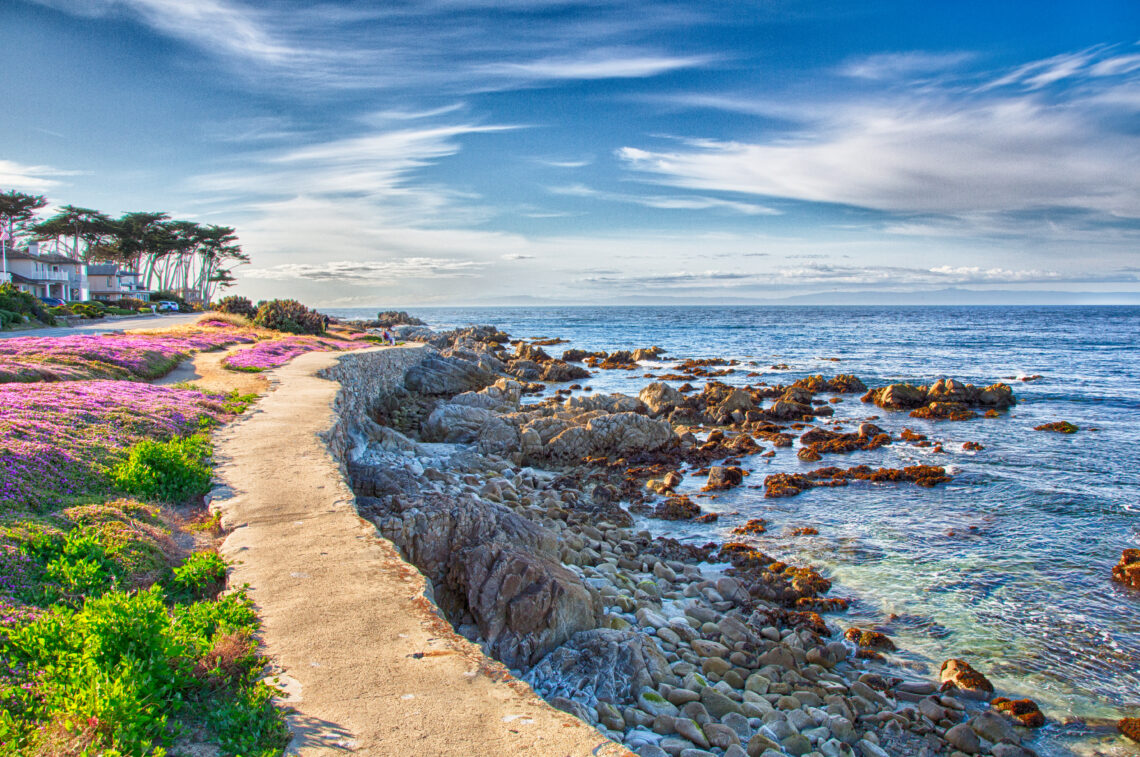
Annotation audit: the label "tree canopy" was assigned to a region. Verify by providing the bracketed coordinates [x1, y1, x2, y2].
[0, 189, 248, 302]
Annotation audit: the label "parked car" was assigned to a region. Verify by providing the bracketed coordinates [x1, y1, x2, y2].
[38, 297, 66, 307]
[156, 300, 180, 312]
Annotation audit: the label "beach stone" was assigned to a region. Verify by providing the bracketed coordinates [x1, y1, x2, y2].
[637, 747, 669, 757]
[640, 690, 681, 718]
[653, 715, 677, 734]
[692, 639, 730, 658]
[724, 746, 748, 757]
[702, 657, 732, 676]
[660, 737, 694, 756]
[970, 711, 1017, 744]
[945, 723, 982, 754]
[746, 733, 781, 756]
[776, 695, 801, 711]
[549, 695, 593, 723]
[704, 722, 741, 748]
[680, 702, 711, 724]
[679, 750, 716, 757]
[722, 670, 745, 689]
[675, 718, 710, 749]
[722, 712, 751, 739]
[918, 697, 948, 722]
[700, 687, 742, 719]
[780, 733, 812, 756]
[758, 646, 798, 670]
[745, 673, 771, 695]
[856, 739, 889, 757]
[991, 745, 1037, 757]
[663, 683, 697, 703]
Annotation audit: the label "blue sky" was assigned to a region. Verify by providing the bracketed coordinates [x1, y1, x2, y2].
[2, 0, 1139, 305]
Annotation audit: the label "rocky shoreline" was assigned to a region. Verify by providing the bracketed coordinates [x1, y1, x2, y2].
[324, 323, 1110, 757]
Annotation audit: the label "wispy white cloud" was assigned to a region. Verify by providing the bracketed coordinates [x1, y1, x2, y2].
[839, 51, 975, 80]
[477, 51, 710, 80]
[549, 183, 780, 215]
[619, 47, 1140, 221]
[243, 257, 485, 282]
[0, 159, 82, 193]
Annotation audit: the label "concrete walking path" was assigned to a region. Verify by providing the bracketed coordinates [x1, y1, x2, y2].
[211, 347, 628, 757]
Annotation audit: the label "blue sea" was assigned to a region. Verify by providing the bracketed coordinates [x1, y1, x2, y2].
[327, 306, 1140, 756]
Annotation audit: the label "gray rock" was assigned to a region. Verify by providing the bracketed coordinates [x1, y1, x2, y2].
[969, 711, 1017, 744]
[640, 382, 684, 416]
[700, 686, 743, 718]
[945, 722, 982, 754]
[639, 689, 681, 718]
[674, 718, 710, 749]
[405, 352, 498, 395]
[527, 629, 671, 710]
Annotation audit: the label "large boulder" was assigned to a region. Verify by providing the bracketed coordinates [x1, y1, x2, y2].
[457, 543, 601, 669]
[405, 353, 499, 395]
[540, 361, 591, 382]
[421, 404, 494, 443]
[525, 629, 671, 709]
[565, 393, 647, 415]
[876, 383, 928, 409]
[639, 382, 684, 416]
[766, 399, 814, 420]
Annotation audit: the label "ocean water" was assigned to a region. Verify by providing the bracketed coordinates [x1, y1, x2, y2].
[327, 306, 1140, 756]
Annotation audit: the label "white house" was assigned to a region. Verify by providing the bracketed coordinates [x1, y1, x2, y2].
[2, 245, 85, 300]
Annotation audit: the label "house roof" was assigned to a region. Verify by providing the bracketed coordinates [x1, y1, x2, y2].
[8, 272, 38, 285]
[5, 249, 81, 265]
[86, 263, 119, 275]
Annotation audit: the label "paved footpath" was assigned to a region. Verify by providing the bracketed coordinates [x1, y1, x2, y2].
[0, 313, 199, 338]
[211, 347, 630, 757]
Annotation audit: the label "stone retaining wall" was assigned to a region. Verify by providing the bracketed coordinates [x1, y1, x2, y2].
[317, 344, 430, 464]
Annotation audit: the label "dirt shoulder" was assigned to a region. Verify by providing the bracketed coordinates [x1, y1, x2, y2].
[210, 347, 629, 756]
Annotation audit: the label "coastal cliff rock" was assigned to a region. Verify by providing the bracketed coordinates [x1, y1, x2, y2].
[862, 378, 1016, 412]
[639, 382, 683, 416]
[362, 490, 602, 669]
[404, 352, 499, 395]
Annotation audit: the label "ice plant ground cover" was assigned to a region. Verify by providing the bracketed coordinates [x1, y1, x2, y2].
[0, 381, 246, 513]
[220, 333, 378, 372]
[0, 326, 258, 383]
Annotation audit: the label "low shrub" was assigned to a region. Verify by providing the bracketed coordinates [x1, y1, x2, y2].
[252, 299, 327, 335]
[111, 435, 213, 504]
[214, 296, 257, 318]
[0, 283, 55, 326]
[113, 297, 149, 311]
[198, 312, 251, 328]
[170, 550, 226, 601]
[0, 308, 23, 327]
[106, 306, 136, 316]
[151, 291, 194, 312]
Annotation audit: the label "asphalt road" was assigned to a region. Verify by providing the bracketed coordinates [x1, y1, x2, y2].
[0, 313, 201, 339]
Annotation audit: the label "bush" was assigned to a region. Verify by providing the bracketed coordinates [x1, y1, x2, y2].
[0, 308, 23, 327]
[70, 303, 106, 319]
[0, 283, 56, 326]
[111, 435, 213, 503]
[252, 299, 327, 335]
[170, 550, 227, 601]
[214, 295, 257, 318]
[113, 297, 148, 311]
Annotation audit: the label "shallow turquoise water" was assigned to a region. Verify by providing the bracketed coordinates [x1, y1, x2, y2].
[329, 306, 1140, 756]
